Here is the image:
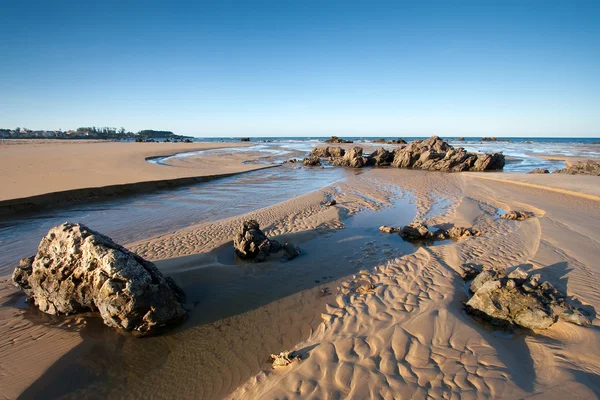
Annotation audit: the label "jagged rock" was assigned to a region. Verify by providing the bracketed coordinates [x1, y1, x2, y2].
[528, 168, 549, 174]
[310, 146, 345, 158]
[324, 136, 353, 144]
[234, 220, 281, 262]
[501, 210, 534, 220]
[367, 147, 394, 166]
[554, 160, 600, 176]
[325, 199, 337, 207]
[269, 351, 302, 368]
[282, 243, 302, 261]
[333, 147, 367, 168]
[465, 268, 591, 330]
[11, 223, 187, 333]
[458, 263, 481, 280]
[390, 136, 504, 172]
[302, 156, 322, 167]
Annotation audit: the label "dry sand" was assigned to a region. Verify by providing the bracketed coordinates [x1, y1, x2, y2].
[0, 151, 599, 399]
[0, 139, 265, 207]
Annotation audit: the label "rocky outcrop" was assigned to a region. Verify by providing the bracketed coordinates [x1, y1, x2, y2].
[500, 210, 534, 220]
[234, 220, 301, 262]
[12, 223, 187, 334]
[554, 160, 600, 176]
[464, 266, 591, 330]
[240, 137, 250, 142]
[366, 147, 394, 166]
[324, 136, 353, 144]
[390, 136, 504, 172]
[528, 168, 549, 174]
[380, 222, 482, 241]
[388, 138, 407, 144]
[309, 136, 504, 172]
[302, 156, 322, 167]
[324, 199, 337, 207]
[309, 146, 345, 158]
[333, 147, 368, 168]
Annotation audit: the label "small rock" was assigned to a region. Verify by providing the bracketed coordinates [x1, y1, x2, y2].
[269, 351, 302, 368]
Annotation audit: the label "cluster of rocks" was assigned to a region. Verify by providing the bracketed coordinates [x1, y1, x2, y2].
[308, 136, 505, 172]
[240, 137, 250, 142]
[500, 210, 534, 220]
[372, 138, 407, 145]
[528, 168, 549, 174]
[555, 160, 600, 176]
[462, 265, 591, 330]
[324, 136, 353, 144]
[302, 156, 322, 167]
[12, 223, 187, 334]
[233, 220, 301, 262]
[379, 222, 482, 241]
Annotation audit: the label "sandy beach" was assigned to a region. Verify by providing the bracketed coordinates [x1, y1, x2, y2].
[0, 141, 599, 399]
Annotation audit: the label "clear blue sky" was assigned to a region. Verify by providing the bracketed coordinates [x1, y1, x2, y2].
[1, 0, 599, 137]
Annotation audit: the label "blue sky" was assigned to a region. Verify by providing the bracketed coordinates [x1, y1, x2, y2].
[1, 0, 599, 137]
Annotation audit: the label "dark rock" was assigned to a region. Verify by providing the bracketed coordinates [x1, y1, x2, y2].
[500, 210, 535, 220]
[325, 199, 337, 207]
[528, 168, 549, 174]
[234, 220, 281, 262]
[282, 243, 302, 261]
[388, 138, 407, 145]
[12, 223, 187, 333]
[459, 137, 465, 141]
[465, 268, 591, 330]
[324, 136, 353, 144]
[240, 137, 250, 142]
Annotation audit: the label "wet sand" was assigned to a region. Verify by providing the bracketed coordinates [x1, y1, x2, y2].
[0, 150, 599, 399]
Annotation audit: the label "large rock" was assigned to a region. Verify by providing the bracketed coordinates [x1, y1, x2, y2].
[302, 156, 322, 167]
[390, 136, 504, 172]
[12, 223, 187, 333]
[309, 146, 345, 159]
[367, 147, 394, 166]
[333, 147, 368, 168]
[465, 267, 591, 330]
[554, 160, 600, 176]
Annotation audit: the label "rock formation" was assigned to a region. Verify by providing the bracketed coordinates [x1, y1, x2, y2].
[12, 223, 187, 333]
[554, 160, 600, 176]
[234, 220, 281, 262]
[324, 136, 353, 144]
[302, 156, 322, 167]
[309, 146, 345, 159]
[233, 220, 302, 262]
[332, 147, 368, 168]
[500, 210, 534, 220]
[528, 168, 549, 174]
[464, 266, 591, 330]
[325, 199, 337, 207]
[366, 147, 394, 166]
[380, 222, 482, 241]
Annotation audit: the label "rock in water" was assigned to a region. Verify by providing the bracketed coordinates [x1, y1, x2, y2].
[302, 156, 322, 167]
[12, 223, 187, 333]
[234, 220, 281, 262]
[397, 222, 482, 241]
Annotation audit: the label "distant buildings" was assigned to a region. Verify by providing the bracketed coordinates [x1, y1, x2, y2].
[0, 127, 194, 142]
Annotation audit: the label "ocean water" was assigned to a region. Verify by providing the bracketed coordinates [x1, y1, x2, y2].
[167, 136, 600, 173]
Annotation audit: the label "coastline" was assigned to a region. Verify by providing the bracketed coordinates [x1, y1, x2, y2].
[0, 142, 599, 399]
